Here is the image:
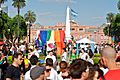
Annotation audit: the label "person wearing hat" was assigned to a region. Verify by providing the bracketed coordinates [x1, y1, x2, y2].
[30, 66, 49, 80]
[24, 55, 38, 80]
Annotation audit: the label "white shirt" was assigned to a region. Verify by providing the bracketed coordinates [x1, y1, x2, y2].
[47, 68, 58, 80]
[19, 45, 25, 52]
[58, 72, 70, 80]
[62, 52, 68, 61]
[80, 52, 90, 61]
[24, 66, 36, 80]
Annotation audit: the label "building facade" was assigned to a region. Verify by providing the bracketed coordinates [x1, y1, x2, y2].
[28, 22, 109, 44]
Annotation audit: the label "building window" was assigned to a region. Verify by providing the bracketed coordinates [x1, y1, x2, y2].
[71, 28, 75, 30]
[58, 28, 62, 30]
[79, 28, 83, 31]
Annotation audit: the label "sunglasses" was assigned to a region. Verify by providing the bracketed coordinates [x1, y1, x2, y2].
[46, 69, 51, 72]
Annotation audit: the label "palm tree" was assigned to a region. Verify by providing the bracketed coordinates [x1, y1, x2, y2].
[106, 13, 114, 36]
[12, 0, 26, 42]
[24, 10, 36, 23]
[24, 10, 36, 43]
[0, 0, 7, 8]
[106, 13, 114, 23]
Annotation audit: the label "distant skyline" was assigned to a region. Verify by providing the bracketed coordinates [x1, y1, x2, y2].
[5, 0, 119, 26]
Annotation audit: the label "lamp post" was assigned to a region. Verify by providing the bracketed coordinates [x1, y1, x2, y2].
[106, 23, 111, 36]
[26, 21, 32, 43]
[106, 23, 111, 43]
[94, 31, 96, 42]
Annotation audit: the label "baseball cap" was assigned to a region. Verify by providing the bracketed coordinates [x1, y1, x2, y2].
[30, 66, 46, 80]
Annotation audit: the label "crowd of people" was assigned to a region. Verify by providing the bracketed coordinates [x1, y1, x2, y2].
[0, 40, 120, 80]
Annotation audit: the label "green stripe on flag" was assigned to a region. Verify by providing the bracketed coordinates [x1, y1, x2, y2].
[47, 30, 51, 41]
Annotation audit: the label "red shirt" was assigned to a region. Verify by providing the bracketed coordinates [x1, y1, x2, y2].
[100, 69, 120, 80]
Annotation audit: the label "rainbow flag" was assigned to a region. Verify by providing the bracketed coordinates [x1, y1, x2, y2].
[35, 30, 65, 55]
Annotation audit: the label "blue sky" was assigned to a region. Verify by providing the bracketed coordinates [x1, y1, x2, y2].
[5, 0, 119, 26]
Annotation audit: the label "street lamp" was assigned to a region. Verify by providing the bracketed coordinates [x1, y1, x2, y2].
[26, 21, 32, 43]
[106, 22, 111, 43]
[106, 22, 111, 36]
[94, 31, 97, 42]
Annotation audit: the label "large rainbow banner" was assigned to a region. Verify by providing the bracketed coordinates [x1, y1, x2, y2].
[34, 30, 65, 55]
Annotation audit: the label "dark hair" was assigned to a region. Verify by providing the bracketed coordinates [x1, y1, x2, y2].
[87, 67, 96, 80]
[116, 56, 120, 62]
[73, 47, 76, 50]
[48, 50, 53, 54]
[86, 61, 93, 68]
[87, 65, 105, 80]
[59, 61, 68, 72]
[69, 59, 87, 79]
[46, 58, 53, 67]
[63, 48, 66, 52]
[12, 52, 22, 61]
[30, 55, 38, 65]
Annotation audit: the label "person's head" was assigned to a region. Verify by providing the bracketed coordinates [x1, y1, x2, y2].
[12, 52, 23, 66]
[62, 48, 66, 53]
[87, 65, 104, 80]
[28, 48, 33, 53]
[30, 66, 46, 80]
[48, 50, 53, 56]
[30, 55, 38, 65]
[69, 59, 89, 80]
[72, 47, 76, 54]
[59, 61, 68, 72]
[46, 58, 53, 67]
[87, 67, 99, 80]
[35, 46, 39, 50]
[100, 46, 116, 69]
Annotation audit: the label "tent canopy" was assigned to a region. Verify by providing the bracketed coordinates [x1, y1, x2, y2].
[76, 38, 95, 44]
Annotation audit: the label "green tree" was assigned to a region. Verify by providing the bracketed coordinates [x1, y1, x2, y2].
[11, 15, 27, 42]
[104, 13, 114, 36]
[12, 0, 26, 42]
[24, 10, 36, 42]
[111, 14, 120, 42]
[104, 13, 120, 42]
[106, 13, 114, 23]
[0, 11, 9, 40]
[24, 10, 36, 23]
[103, 0, 120, 42]
[0, 14, 27, 42]
[0, 0, 7, 40]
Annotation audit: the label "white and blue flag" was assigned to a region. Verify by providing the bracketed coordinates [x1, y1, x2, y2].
[71, 9, 78, 17]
